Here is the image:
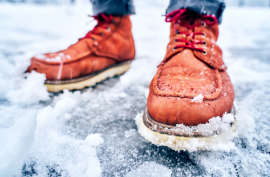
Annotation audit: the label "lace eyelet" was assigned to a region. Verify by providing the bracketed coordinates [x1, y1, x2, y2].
[92, 37, 96, 41]
[172, 47, 176, 51]
[174, 39, 177, 43]
[204, 41, 207, 46]
[176, 30, 179, 35]
[201, 21, 206, 27]
[107, 27, 111, 32]
[100, 32, 104, 36]
[203, 50, 207, 55]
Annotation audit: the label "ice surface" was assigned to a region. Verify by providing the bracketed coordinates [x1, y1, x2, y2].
[0, 1, 270, 176]
[125, 161, 172, 177]
[26, 95, 103, 177]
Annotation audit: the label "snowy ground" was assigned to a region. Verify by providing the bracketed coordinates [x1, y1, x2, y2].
[0, 1, 270, 176]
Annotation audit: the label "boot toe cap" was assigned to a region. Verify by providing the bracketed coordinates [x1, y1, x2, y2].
[147, 79, 234, 126]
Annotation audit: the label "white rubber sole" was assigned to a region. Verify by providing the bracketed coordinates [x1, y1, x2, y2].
[136, 113, 237, 151]
[45, 62, 131, 92]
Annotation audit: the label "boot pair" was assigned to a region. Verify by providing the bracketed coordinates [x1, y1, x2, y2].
[27, 10, 235, 150]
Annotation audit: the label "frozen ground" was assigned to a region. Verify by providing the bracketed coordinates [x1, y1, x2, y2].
[0, 1, 270, 176]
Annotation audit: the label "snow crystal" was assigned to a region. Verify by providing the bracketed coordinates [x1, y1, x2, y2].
[191, 94, 204, 103]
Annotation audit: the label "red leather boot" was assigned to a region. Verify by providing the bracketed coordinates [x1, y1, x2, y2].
[27, 14, 135, 92]
[137, 10, 236, 151]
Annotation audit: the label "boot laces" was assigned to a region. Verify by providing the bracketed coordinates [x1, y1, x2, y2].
[81, 13, 113, 40]
[165, 9, 217, 54]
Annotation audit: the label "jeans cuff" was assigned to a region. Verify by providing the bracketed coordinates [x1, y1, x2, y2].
[92, 1, 135, 16]
[166, 0, 225, 24]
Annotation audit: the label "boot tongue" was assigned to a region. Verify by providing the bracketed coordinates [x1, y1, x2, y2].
[42, 15, 114, 63]
[164, 11, 226, 71]
[33, 14, 116, 63]
[156, 49, 220, 97]
[164, 41, 226, 71]
[183, 11, 198, 25]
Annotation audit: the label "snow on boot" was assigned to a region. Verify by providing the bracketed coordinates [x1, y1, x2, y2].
[27, 14, 135, 92]
[137, 9, 236, 151]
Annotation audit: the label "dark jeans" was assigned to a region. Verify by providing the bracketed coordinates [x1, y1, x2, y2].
[90, 0, 225, 23]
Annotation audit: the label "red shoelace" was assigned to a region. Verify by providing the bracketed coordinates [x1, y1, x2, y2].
[82, 13, 113, 40]
[165, 9, 217, 54]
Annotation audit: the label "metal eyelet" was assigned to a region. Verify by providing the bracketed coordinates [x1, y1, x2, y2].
[203, 50, 207, 55]
[201, 21, 206, 27]
[176, 30, 179, 35]
[100, 32, 104, 36]
[107, 27, 111, 32]
[92, 37, 96, 41]
[204, 41, 207, 46]
[202, 32, 206, 37]
[172, 47, 176, 51]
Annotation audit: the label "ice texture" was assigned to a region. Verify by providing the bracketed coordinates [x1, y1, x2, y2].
[125, 161, 172, 177]
[0, 1, 270, 177]
[27, 96, 103, 177]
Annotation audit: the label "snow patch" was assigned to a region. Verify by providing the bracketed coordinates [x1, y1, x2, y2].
[0, 109, 37, 176]
[191, 94, 204, 103]
[135, 112, 237, 152]
[34, 54, 46, 60]
[174, 113, 235, 137]
[53, 95, 78, 117]
[6, 71, 49, 106]
[86, 134, 104, 147]
[29, 93, 103, 177]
